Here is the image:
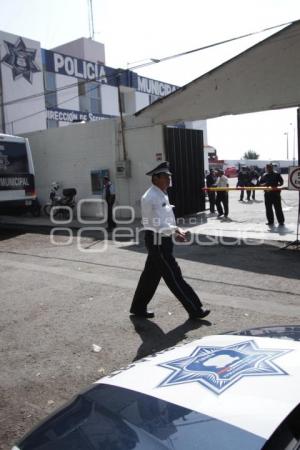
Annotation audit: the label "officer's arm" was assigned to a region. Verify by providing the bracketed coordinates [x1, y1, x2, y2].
[258, 175, 266, 186]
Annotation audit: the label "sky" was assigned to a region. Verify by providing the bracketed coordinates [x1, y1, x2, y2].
[0, 0, 299, 160]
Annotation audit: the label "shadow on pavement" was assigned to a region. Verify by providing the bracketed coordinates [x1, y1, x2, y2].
[130, 316, 211, 362]
[0, 228, 25, 241]
[122, 236, 300, 281]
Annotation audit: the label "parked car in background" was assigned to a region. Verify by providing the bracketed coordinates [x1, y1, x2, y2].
[225, 166, 238, 178]
[12, 325, 300, 450]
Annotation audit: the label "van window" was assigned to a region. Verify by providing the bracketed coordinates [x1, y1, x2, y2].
[0, 142, 29, 174]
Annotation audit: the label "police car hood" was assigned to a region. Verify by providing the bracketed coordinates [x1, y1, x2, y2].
[98, 334, 300, 440]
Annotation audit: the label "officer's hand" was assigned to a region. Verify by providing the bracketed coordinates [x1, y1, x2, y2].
[175, 228, 188, 242]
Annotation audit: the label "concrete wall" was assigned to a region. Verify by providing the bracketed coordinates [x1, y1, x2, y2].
[135, 91, 150, 112]
[23, 115, 165, 219]
[120, 116, 165, 218]
[24, 119, 117, 217]
[52, 38, 105, 64]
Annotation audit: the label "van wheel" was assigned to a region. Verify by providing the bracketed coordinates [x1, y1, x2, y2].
[43, 205, 52, 217]
[31, 205, 41, 217]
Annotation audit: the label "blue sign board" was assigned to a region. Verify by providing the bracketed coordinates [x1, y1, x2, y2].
[46, 107, 115, 123]
[42, 49, 178, 96]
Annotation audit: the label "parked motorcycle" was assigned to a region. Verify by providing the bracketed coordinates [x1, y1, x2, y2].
[43, 182, 77, 219]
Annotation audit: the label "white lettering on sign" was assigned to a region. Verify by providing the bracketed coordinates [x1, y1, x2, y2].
[0, 177, 29, 187]
[47, 109, 77, 122]
[86, 62, 95, 79]
[137, 76, 177, 96]
[52, 53, 107, 83]
[54, 53, 64, 72]
[47, 109, 107, 123]
[65, 56, 74, 76]
[88, 113, 105, 122]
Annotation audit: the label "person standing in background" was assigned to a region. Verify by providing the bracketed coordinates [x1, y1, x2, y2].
[215, 169, 229, 218]
[103, 176, 116, 231]
[259, 164, 285, 226]
[206, 169, 217, 213]
[249, 167, 260, 200]
[237, 166, 251, 201]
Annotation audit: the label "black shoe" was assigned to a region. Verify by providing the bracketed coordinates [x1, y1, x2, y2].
[266, 222, 274, 226]
[189, 309, 210, 320]
[278, 222, 285, 226]
[217, 213, 223, 217]
[130, 310, 155, 318]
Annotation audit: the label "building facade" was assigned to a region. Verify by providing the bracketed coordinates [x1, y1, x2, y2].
[0, 31, 207, 217]
[0, 31, 192, 135]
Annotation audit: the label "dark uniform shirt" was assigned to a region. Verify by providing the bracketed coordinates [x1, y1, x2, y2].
[260, 171, 283, 187]
[206, 173, 216, 187]
[237, 171, 250, 186]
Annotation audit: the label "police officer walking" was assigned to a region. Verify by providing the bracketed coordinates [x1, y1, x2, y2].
[259, 164, 285, 226]
[130, 161, 210, 320]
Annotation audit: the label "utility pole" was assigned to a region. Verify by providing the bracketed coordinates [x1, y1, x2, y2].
[284, 132, 289, 160]
[87, 0, 95, 40]
[116, 72, 127, 161]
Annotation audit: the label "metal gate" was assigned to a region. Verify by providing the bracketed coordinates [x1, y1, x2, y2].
[164, 126, 205, 217]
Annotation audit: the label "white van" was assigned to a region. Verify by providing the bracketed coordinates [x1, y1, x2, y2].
[0, 133, 40, 215]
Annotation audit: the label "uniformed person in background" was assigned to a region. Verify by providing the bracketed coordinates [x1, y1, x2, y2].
[206, 168, 217, 213]
[130, 161, 210, 320]
[215, 169, 229, 217]
[103, 175, 116, 231]
[259, 163, 285, 226]
[237, 166, 251, 201]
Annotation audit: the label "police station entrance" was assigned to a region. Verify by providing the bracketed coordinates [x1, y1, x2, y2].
[164, 126, 205, 217]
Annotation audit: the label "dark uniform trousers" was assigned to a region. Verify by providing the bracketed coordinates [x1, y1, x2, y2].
[264, 192, 285, 224]
[208, 191, 216, 213]
[216, 192, 229, 216]
[239, 184, 251, 201]
[130, 230, 204, 316]
[105, 193, 116, 229]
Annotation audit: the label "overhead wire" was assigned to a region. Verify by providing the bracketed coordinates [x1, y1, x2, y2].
[131, 20, 294, 69]
[5, 70, 122, 127]
[3, 18, 297, 128]
[1, 19, 295, 109]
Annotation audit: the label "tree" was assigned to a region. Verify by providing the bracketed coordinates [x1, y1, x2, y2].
[242, 150, 259, 160]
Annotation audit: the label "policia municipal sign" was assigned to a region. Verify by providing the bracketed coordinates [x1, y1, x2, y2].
[288, 166, 300, 190]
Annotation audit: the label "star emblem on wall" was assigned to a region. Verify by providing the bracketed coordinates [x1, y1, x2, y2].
[1, 37, 40, 84]
[158, 340, 292, 395]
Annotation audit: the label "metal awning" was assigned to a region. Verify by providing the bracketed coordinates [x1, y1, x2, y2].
[136, 21, 300, 124]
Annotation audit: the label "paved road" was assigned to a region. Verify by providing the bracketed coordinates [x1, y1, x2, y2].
[0, 225, 300, 449]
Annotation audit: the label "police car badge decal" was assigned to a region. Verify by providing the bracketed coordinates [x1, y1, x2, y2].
[158, 340, 292, 394]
